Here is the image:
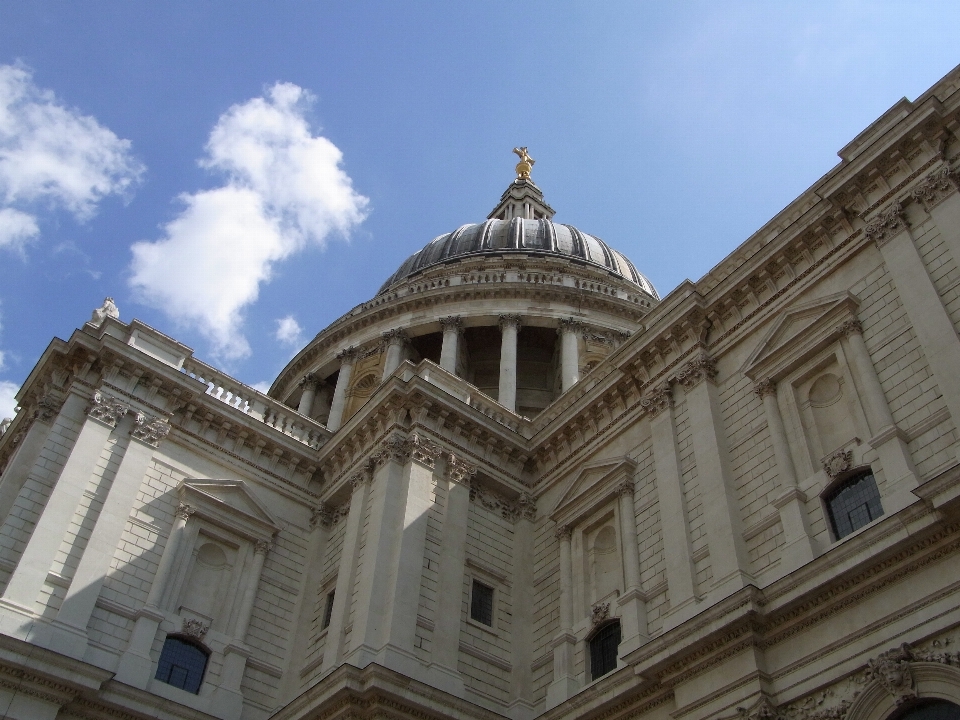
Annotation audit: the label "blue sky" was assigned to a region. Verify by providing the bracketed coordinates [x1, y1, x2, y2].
[1, 2, 959, 418]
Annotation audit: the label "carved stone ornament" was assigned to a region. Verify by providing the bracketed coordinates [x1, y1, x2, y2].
[130, 413, 171, 447]
[86, 391, 131, 427]
[676, 354, 718, 389]
[469, 479, 535, 522]
[254, 539, 271, 555]
[380, 328, 409, 347]
[823, 449, 853, 478]
[755, 379, 777, 398]
[439, 316, 463, 334]
[35, 394, 63, 423]
[613, 479, 634, 497]
[408, 432, 443, 468]
[591, 602, 610, 626]
[837, 319, 864, 337]
[911, 166, 960, 209]
[863, 203, 907, 246]
[175, 503, 196, 521]
[89, 296, 120, 327]
[516, 492, 537, 521]
[498, 314, 522, 332]
[558, 318, 585, 335]
[336, 345, 359, 363]
[736, 695, 781, 720]
[555, 524, 572, 541]
[181, 618, 209, 640]
[373, 433, 411, 465]
[444, 453, 477, 485]
[298, 373, 321, 391]
[866, 643, 917, 704]
[640, 384, 672, 418]
[349, 463, 374, 492]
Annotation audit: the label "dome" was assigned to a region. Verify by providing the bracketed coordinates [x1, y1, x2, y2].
[378, 218, 658, 298]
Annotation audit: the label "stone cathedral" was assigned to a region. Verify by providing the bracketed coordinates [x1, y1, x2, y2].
[2, 69, 960, 720]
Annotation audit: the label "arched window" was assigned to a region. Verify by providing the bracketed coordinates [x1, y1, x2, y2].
[155, 635, 209, 694]
[589, 620, 621, 680]
[825, 469, 883, 540]
[888, 699, 960, 720]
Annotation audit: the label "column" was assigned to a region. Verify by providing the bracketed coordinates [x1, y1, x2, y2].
[381, 329, 408, 380]
[546, 525, 578, 709]
[867, 203, 960, 438]
[838, 319, 919, 513]
[558, 319, 582, 393]
[615, 480, 648, 656]
[439, 316, 462, 374]
[755, 380, 816, 572]
[0, 392, 128, 628]
[115, 502, 194, 688]
[346, 434, 439, 680]
[678, 355, 753, 597]
[0, 395, 63, 527]
[213, 539, 270, 718]
[498, 315, 521, 413]
[429, 453, 474, 694]
[321, 467, 371, 673]
[646, 384, 698, 626]
[297, 373, 321, 417]
[510, 499, 535, 712]
[50, 412, 171, 659]
[326, 347, 357, 432]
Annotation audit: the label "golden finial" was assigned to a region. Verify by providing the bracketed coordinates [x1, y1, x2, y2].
[513, 147, 535, 180]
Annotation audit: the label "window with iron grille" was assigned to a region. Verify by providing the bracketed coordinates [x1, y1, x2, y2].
[470, 579, 494, 626]
[825, 470, 883, 539]
[589, 621, 621, 680]
[322, 590, 335, 629]
[155, 635, 209, 694]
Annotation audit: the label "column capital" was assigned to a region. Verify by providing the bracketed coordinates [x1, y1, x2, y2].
[444, 452, 477, 485]
[35, 393, 64, 423]
[348, 460, 374, 491]
[613, 479, 635, 497]
[87, 391, 131, 427]
[131, 412, 171, 447]
[676, 353, 718, 389]
[755, 378, 778, 398]
[864, 202, 908, 247]
[640, 384, 673, 418]
[439, 315, 463, 334]
[555, 523, 572, 541]
[380, 328, 409, 347]
[175, 502, 196, 520]
[912, 166, 960, 210]
[298, 372, 322, 391]
[558, 318, 585, 335]
[498, 314, 522, 331]
[254, 539, 272, 555]
[336, 345, 359, 363]
[837, 318, 864, 337]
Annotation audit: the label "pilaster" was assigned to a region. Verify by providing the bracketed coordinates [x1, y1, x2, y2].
[545, 524, 578, 709]
[0, 394, 63, 528]
[615, 479, 648, 656]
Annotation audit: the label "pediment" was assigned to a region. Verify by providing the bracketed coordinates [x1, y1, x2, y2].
[551, 456, 636, 526]
[742, 291, 860, 381]
[178, 479, 280, 540]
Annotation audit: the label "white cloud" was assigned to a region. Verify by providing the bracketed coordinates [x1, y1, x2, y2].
[274, 315, 304, 346]
[0, 380, 17, 421]
[129, 82, 368, 360]
[0, 63, 143, 247]
[251, 381, 272, 394]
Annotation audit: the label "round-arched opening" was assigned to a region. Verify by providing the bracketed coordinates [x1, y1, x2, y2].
[887, 699, 960, 720]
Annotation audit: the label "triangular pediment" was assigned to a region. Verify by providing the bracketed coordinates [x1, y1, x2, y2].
[551, 456, 636, 526]
[179, 479, 280, 539]
[742, 291, 860, 381]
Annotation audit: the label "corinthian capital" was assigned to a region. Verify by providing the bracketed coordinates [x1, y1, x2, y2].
[381, 328, 409, 347]
[444, 452, 477, 485]
[87, 391, 130, 427]
[336, 346, 359, 363]
[754, 378, 777, 398]
[864, 203, 907, 246]
[837, 319, 864, 337]
[498, 314, 522, 332]
[131, 413, 171, 447]
[676, 354, 718, 389]
[298, 372, 322, 391]
[439, 316, 463, 334]
[912, 166, 960, 209]
[640, 384, 672, 418]
[558, 318, 585, 335]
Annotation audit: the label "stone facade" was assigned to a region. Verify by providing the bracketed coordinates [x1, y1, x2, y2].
[2, 67, 960, 720]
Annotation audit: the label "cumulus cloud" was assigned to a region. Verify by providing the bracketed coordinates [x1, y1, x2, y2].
[275, 315, 304, 346]
[0, 380, 17, 421]
[0, 63, 143, 249]
[129, 82, 368, 360]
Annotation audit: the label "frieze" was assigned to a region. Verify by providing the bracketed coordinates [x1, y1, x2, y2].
[87, 391, 131, 427]
[469, 479, 536, 522]
[130, 412, 171, 447]
[863, 203, 907, 247]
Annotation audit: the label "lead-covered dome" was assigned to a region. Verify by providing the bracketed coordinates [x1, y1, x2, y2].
[378, 218, 657, 298]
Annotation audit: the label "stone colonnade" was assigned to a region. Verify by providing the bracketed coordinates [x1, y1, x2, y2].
[307, 314, 591, 421]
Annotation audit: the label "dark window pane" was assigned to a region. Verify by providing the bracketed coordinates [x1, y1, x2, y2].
[890, 700, 960, 720]
[590, 621, 621, 680]
[470, 580, 494, 626]
[155, 636, 209, 694]
[826, 471, 884, 539]
[322, 590, 335, 629]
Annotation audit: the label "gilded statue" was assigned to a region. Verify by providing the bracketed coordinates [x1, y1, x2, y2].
[513, 146, 535, 180]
